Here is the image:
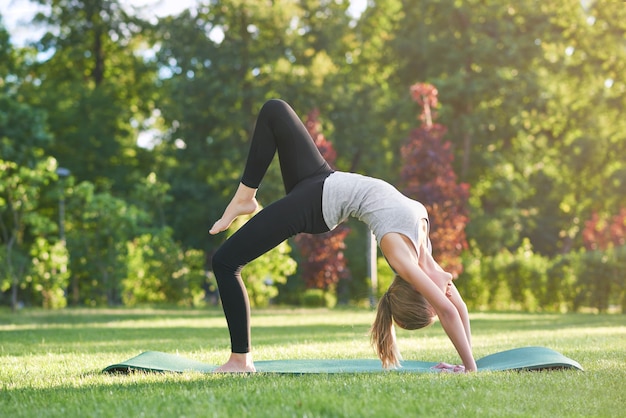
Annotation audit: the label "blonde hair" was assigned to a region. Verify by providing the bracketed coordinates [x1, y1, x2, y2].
[370, 276, 436, 369]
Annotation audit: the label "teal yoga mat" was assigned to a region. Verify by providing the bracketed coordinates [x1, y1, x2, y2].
[103, 346, 583, 374]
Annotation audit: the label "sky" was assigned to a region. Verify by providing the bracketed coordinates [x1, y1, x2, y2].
[0, 0, 367, 46]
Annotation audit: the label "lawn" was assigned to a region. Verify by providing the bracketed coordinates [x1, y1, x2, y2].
[1, 307, 624, 417]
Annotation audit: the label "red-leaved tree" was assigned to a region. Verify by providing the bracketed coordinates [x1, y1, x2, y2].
[401, 83, 469, 275]
[294, 109, 351, 290]
[582, 208, 626, 251]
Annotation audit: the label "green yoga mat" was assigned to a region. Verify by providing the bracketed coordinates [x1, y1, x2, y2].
[103, 346, 583, 374]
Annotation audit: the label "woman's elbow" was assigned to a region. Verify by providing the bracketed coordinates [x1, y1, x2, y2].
[435, 302, 459, 322]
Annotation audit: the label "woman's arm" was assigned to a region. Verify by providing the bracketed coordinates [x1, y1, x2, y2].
[447, 283, 472, 348]
[380, 233, 477, 372]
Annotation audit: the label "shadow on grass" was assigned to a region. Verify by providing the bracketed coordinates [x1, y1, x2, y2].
[0, 307, 225, 326]
[467, 313, 623, 335]
[2, 309, 623, 362]
[1, 321, 372, 357]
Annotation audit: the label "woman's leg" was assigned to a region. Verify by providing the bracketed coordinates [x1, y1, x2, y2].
[241, 98, 332, 193]
[212, 176, 329, 371]
[210, 99, 332, 235]
[210, 99, 332, 371]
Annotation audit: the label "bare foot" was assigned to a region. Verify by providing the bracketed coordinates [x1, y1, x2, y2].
[209, 183, 258, 235]
[213, 353, 256, 373]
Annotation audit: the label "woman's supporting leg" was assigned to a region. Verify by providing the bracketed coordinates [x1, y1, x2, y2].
[212, 177, 329, 371]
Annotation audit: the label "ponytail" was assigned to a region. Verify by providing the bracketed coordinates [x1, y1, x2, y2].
[370, 292, 403, 369]
[370, 276, 436, 369]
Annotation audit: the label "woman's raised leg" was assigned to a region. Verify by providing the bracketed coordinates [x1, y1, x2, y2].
[209, 99, 331, 235]
[241, 98, 332, 193]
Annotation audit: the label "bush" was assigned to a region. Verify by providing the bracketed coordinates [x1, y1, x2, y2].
[122, 229, 206, 307]
[373, 256, 395, 299]
[575, 245, 626, 313]
[459, 241, 626, 313]
[459, 239, 549, 311]
[300, 288, 337, 308]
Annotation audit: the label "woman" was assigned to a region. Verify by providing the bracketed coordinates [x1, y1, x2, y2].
[209, 99, 476, 373]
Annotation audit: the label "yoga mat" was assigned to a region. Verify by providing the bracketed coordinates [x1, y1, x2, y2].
[103, 346, 583, 374]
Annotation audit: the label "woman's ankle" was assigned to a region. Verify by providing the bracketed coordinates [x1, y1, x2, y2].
[213, 352, 256, 373]
[234, 182, 257, 201]
[208, 183, 258, 235]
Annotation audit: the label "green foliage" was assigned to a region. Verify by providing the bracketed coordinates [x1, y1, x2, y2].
[544, 252, 580, 312]
[300, 288, 337, 308]
[23, 0, 158, 194]
[129, 172, 173, 229]
[24, 237, 69, 309]
[0, 91, 61, 310]
[0, 95, 52, 166]
[2, 0, 625, 311]
[0, 157, 59, 310]
[458, 241, 626, 313]
[123, 229, 206, 307]
[66, 182, 146, 305]
[374, 256, 395, 300]
[576, 246, 626, 313]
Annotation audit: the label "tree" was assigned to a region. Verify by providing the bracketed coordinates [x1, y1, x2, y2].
[523, 1, 626, 254]
[146, 0, 364, 252]
[0, 15, 21, 94]
[5, 0, 622, 309]
[65, 181, 146, 305]
[0, 158, 61, 310]
[0, 89, 65, 310]
[383, 0, 554, 259]
[383, 0, 626, 260]
[148, 0, 309, 250]
[400, 83, 469, 275]
[580, 208, 626, 312]
[23, 0, 158, 194]
[294, 109, 351, 291]
[582, 209, 626, 251]
[0, 94, 52, 167]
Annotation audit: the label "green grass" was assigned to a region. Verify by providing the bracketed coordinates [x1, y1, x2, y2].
[1, 307, 624, 417]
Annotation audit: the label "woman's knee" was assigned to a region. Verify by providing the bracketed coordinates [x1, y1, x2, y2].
[260, 98, 290, 117]
[211, 247, 232, 279]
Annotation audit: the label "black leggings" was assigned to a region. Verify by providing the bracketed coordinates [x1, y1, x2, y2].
[212, 99, 334, 353]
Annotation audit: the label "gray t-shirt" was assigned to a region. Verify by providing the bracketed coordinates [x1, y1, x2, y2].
[322, 171, 430, 255]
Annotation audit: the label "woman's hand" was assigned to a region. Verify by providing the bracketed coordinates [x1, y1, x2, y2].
[432, 362, 466, 373]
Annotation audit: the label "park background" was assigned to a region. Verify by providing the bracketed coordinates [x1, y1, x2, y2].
[1, 0, 625, 314]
